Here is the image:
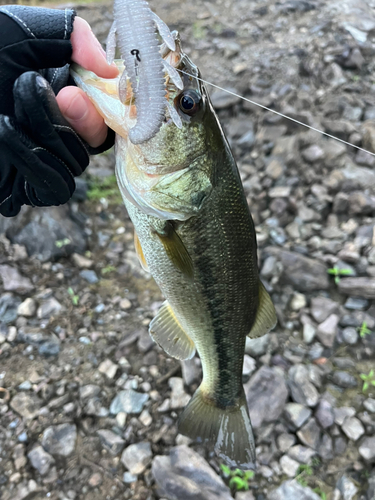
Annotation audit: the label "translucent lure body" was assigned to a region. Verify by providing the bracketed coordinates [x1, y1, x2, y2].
[107, 0, 182, 144]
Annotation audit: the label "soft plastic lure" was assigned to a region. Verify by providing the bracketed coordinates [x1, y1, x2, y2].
[106, 0, 183, 144]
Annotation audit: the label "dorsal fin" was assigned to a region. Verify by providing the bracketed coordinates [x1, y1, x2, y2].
[248, 281, 277, 338]
[149, 301, 196, 360]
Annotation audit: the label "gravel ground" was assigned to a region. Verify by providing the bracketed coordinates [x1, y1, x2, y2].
[1, 0, 375, 499]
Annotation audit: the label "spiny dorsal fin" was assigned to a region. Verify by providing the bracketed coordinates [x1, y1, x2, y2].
[134, 231, 149, 272]
[248, 281, 277, 338]
[155, 225, 194, 281]
[149, 301, 196, 360]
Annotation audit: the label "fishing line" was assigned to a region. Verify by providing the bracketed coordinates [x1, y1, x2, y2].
[177, 68, 375, 159]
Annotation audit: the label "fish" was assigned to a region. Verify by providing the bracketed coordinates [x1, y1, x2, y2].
[71, 31, 277, 469]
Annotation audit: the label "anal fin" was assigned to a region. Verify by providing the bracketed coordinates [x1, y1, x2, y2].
[149, 301, 196, 360]
[248, 281, 277, 338]
[134, 231, 149, 272]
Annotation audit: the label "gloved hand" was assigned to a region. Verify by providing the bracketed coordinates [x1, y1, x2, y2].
[0, 5, 117, 217]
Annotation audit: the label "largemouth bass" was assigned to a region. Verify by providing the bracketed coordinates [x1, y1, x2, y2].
[71, 34, 277, 469]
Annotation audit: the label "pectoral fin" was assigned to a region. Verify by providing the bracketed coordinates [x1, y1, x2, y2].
[155, 224, 194, 281]
[248, 281, 277, 338]
[134, 231, 149, 272]
[149, 301, 196, 360]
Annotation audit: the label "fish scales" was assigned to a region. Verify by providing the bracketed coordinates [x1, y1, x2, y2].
[71, 27, 277, 469]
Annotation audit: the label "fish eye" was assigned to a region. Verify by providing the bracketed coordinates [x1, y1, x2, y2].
[177, 90, 201, 116]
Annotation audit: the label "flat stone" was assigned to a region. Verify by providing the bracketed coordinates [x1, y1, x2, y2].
[334, 407, 356, 426]
[264, 247, 329, 292]
[169, 377, 191, 409]
[280, 455, 300, 477]
[315, 399, 334, 429]
[284, 403, 312, 429]
[0, 265, 34, 294]
[10, 392, 42, 419]
[310, 296, 339, 323]
[17, 298, 36, 317]
[121, 442, 152, 475]
[338, 277, 375, 299]
[359, 436, 375, 461]
[288, 445, 316, 464]
[110, 389, 149, 415]
[268, 480, 321, 500]
[302, 145, 324, 163]
[27, 446, 55, 476]
[331, 371, 357, 388]
[72, 253, 93, 268]
[341, 417, 365, 441]
[316, 314, 339, 347]
[336, 475, 358, 500]
[288, 365, 319, 408]
[42, 424, 77, 457]
[297, 418, 321, 450]
[80, 270, 99, 284]
[152, 445, 232, 500]
[245, 366, 288, 428]
[97, 430, 125, 456]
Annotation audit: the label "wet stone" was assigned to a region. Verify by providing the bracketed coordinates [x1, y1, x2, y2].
[152, 445, 232, 500]
[42, 423, 77, 457]
[245, 366, 288, 428]
[288, 364, 319, 408]
[121, 441, 152, 475]
[27, 446, 55, 476]
[315, 399, 334, 429]
[110, 389, 149, 415]
[97, 429, 125, 456]
[268, 480, 321, 500]
[341, 417, 365, 441]
[284, 403, 312, 429]
[331, 371, 357, 388]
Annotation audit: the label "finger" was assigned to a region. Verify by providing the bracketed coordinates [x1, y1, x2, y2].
[56, 86, 108, 148]
[71, 17, 119, 79]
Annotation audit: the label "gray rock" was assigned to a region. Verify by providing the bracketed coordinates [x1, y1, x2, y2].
[288, 365, 319, 408]
[341, 417, 365, 441]
[37, 298, 63, 319]
[316, 314, 339, 347]
[0, 293, 21, 324]
[265, 247, 329, 292]
[121, 442, 152, 474]
[245, 366, 288, 428]
[284, 403, 312, 429]
[38, 339, 60, 357]
[368, 474, 375, 500]
[181, 358, 201, 386]
[302, 145, 324, 163]
[10, 392, 42, 419]
[152, 445, 232, 500]
[268, 480, 321, 500]
[0, 265, 34, 294]
[318, 433, 334, 460]
[110, 389, 149, 415]
[337, 475, 358, 500]
[331, 371, 357, 388]
[334, 407, 356, 426]
[344, 297, 369, 311]
[315, 400, 334, 429]
[211, 88, 241, 109]
[245, 333, 270, 357]
[338, 278, 375, 299]
[280, 455, 300, 477]
[242, 355, 256, 377]
[98, 359, 118, 379]
[17, 298, 36, 317]
[235, 492, 255, 500]
[364, 398, 375, 413]
[359, 436, 375, 461]
[123, 471, 138, 483]
[97, 429, 125, 456]
[297, 418, 321, 450]
[80, 270, 99, 284]
[288, 445, 316, 464]
[303, 324, 316, 344]
[169, 377, 191, 409]
[42, 424, 77, 457]
[27, 446, 55, 476]
[277, 433, 296, 452]
[341, 327, 358, 344]
[11, 206, 86, 262]
[310, 296, 339, 323]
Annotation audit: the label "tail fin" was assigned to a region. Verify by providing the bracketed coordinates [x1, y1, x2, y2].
[178, 386, 256, 469]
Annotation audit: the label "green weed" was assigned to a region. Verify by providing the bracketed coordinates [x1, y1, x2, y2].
[220, 465, 254, 491]
[101, 265, 117, 275]
[87, 175, 122, 204]
[360, 370, 375, 392]
[327, 266, 353, 284]
[55, 238, 71, 248]
[295, 464, 313, 487]
[67, 287, 79, 306]
[358, 321, 372, 338]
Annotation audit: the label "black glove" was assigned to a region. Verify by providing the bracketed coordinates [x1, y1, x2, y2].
[0, 5, 114, 217]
